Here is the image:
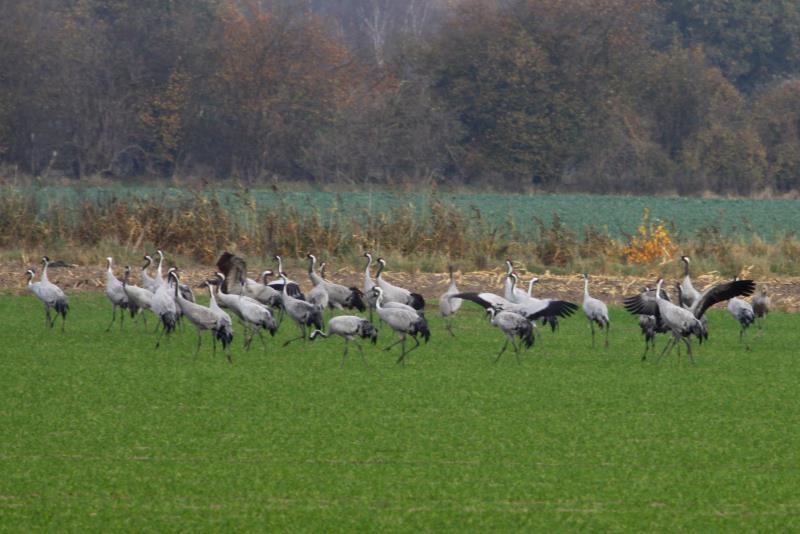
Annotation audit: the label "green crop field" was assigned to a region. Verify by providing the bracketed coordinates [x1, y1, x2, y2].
[1, 293, 798, 531]
[19, 185, 800, 240]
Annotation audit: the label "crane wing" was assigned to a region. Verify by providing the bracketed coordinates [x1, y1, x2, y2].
[521, 300, 578, 321]
[450, 292, 509, 310]
[216, 252, 247, 293]
[623, 293, 660, 317]
[692, 279, 756, 318]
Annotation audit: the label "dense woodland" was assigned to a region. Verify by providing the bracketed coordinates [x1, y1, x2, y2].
[2, 0, 800, 194]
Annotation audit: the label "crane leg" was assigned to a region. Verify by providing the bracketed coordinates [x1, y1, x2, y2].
[105, 305, 117, 332]
[396, 336, 407, 365]
[355, 341, 369, 367]
[445, 319, 456, 337]
[193, 333, 202, 358]
[120, 306, 125, 331]
[405, 335, 421, 357]
[604, 322, 610, 348]
[511, 338, 521, 364]
[383, 337, 404, 352]
[683, 337, 695, 364]
[656, 336, 676, 363]
[60, 312, 66, 333]
[589, 321, 596, 348]
[494, 338, 510, 363]
[45, 307, 53, 328]
[212, 335, 217, 358]
[282, 323, 307, 347]
[341, 340, 350, 368]
[257, 329, 268, 351]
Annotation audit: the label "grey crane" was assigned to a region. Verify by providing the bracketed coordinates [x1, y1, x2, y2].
[211, 272, 277, 350]
[154, 249, 196, 302]
[372, 287, 430, 365]
[170, 271, 234, 362]
[363, 252, 379, 318]
[503, 259, 528, 302]
[633, 286, 672, 360]
[624, 277, 755, 362]
[104, 256, 137, 331]
[508, 273, 569, 334]
[581, 273, 610, 348]
[439, 265, 462, 337]
[527, 276, 560, 332]
[375, 258, 425, 310]
[152, 267, 179, 348]
[140, 255, 159, 293]
[122, 265, 153, 326]
[26, 258, 69, 331]
[678, 255, 701, 308]
[267, 255, 304, 299]
[309, 315, 379, 367]
[486, 308, 534, 363]
[279, 273, 323, 346]
[727, 278, 756, 348]
[307, 254, 365, 313]
[752, 286, 771, 328]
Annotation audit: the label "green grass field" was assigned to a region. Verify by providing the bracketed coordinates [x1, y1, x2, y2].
[1, 293, 798, 531]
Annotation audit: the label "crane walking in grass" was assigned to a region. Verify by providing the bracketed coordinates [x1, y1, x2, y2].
[279, 273, 323, 347]
[439, 265, 462, 337]
[309, 316, 379, 367]
[752, 286, 771, 330]
[210, 273, 277, 350]
[171, 271, 234, 362]
[122, 266, 153, 327]
[104, 256, 137, 331]
[372, 287, 430, 365]
[26, 258, 69, 332]
[582, 273, 610, 348]
[486, 308, 534, 364]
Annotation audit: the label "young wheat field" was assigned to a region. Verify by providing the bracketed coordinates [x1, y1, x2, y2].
[1, 293, 797, 531]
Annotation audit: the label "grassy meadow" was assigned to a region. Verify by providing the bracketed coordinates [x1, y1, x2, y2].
[1, 292, 798, 531]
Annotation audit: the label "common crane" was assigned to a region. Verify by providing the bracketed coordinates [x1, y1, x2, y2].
[372, 287, 430, 365]
[486, 308, 534, 363]
[211, 273, 277, 350]
[155, 250, 196, 302]
[503, 259, 528, 302]
[752, 286, 771, 328]
[307, 255, 365, 313]
[122, 266, 153, 326]
[727, 278, 755, 348]
[216, 252, 282, 309]
[309, 316, 378, 367]
[375, 258, 425, 310]
[104, 256, 136, 331]
[152, 267, 179, 348]
[678, 256, 701, 309]
[581, 273, 610, 348]
[170, 271, 233, 362]
[268, 255, 304, 299]
[140, 255, 159, 293]
[363, 252, 379, 319]
[279, 273, 323, 346]
[634, 286, 671, 360]
[624, 277, 755, 362]
[26, 258, 69, 331]
[439, 265, 462, 337]
[527, 276, 559, 332]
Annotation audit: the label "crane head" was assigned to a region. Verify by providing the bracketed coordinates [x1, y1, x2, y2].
[106, 256, 113, 266]
[41, 256, 50, 265]
[681, 255, 690, 264]
[25, 269, 35, 280]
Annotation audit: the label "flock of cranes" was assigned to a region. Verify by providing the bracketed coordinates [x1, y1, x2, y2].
[24, 251, 772, 365]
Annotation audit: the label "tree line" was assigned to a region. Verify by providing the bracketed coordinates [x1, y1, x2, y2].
[2, 0, 800, 194]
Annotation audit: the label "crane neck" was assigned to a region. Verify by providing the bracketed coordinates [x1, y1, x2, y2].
[376, 261, 384, 278]
[583, 278, 589, 295]
[527, 279, 535, 297]
[683, 261, 690, 277]
[655, 280, 664, 299]
[41, 261, 49, 283]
